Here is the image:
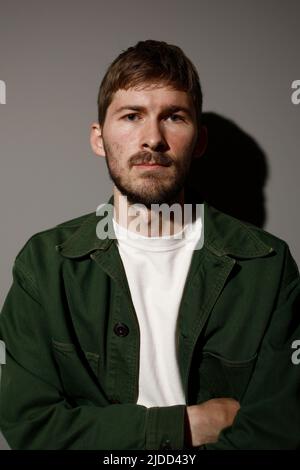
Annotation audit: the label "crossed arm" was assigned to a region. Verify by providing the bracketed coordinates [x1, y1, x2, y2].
[0, 257, 300, 449]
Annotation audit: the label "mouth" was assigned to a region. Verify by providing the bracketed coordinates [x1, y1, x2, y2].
[135, 163, 163, 166]
[133, 164, 167, 172]
[133, 163, 169, 169]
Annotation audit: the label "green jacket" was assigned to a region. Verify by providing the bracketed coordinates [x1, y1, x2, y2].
[0, 195, 299, 450]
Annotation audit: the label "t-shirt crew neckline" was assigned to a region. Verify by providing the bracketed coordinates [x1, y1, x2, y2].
[112, 205, 203, 252]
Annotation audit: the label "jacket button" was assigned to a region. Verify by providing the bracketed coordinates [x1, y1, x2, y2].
[160, 439, 172, 450]
[113, 322, 129, 337]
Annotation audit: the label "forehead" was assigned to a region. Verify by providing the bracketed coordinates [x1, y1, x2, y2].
[108, 84, 194, 113]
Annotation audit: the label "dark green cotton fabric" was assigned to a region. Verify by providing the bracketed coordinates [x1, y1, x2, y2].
[0, 195, 299, 449]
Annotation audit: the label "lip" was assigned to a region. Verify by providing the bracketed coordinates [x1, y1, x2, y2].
[134, 164, 167, 168]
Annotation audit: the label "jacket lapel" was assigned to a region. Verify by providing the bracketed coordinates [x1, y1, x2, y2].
[56, 199, 115, 366]
[58, 205, 138, 398]
[177, 246, 236, 399]
[176, 201, 274, 400]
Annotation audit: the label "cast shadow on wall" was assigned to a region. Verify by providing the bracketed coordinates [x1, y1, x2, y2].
[185, 112, 268, 228]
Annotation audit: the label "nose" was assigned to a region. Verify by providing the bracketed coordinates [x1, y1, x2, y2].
[141, 120, 168, 152]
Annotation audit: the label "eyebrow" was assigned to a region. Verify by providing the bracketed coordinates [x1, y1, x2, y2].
[113, 105, 193, 118]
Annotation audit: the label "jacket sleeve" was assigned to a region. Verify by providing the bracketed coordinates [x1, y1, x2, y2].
[0, 258, 186, 450]
[205, 246, 300, 450]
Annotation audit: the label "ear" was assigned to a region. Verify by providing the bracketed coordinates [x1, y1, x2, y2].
[90, 122, 106, 157]
[192, 125, 208, 160]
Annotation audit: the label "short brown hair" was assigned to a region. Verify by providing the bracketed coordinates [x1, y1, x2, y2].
[97, 39, 203, 127]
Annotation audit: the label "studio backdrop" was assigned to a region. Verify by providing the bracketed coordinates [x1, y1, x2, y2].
[0, 0, 299, 450]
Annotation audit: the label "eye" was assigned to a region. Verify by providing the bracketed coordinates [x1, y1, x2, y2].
[168, 114, 184, 122]
[123, 113, 140, 121]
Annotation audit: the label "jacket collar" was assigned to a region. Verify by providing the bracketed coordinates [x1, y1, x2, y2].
[57, 194, 273, 259]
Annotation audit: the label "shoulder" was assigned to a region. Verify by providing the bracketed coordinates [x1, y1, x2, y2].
[205, 203, 299, 284]
[206, 202, 291, 252]
[14, 211, 94, 266]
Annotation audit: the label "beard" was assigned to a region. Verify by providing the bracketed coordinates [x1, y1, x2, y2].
[103, 141, 192, 209]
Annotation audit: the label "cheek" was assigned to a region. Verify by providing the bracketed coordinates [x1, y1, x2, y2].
[168, 130, 196, 153]
[105, 126, 138, 154]
[109, 123, 136, 141]
[107, 142, 124, 160]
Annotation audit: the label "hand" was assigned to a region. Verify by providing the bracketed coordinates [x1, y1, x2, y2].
[185, 398, 240, 447]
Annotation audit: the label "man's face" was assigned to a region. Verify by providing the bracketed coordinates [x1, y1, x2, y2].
[94, 83, 201, 207]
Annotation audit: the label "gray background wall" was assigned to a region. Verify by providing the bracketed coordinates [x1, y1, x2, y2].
[0, 0, 299, 450]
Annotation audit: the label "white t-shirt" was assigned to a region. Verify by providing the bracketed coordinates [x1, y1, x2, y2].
[112, 205, 204, 407]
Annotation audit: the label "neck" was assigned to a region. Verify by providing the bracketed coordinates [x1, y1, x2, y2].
[112, 187, 193, 237]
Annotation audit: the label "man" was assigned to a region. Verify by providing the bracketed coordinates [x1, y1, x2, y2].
[0, 39, 299, 450]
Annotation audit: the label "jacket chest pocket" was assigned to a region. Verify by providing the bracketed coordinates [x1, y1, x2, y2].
[195, 351, 258, 403]
[51, 339, 103, 403]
